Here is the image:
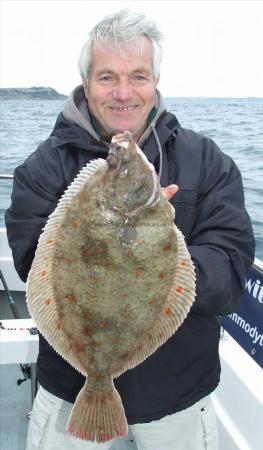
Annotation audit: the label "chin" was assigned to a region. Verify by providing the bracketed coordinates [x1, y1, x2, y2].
[111, 122, 136, 134]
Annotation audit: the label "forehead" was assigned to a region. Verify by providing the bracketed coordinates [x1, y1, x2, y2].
[90, 37, 154, 74]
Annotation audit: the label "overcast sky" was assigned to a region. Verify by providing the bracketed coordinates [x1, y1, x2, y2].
[1, 0, 263, 97]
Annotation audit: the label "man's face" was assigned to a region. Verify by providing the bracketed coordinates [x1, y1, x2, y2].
[83, 38, 159, 142]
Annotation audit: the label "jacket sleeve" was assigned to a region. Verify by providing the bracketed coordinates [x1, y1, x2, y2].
[5, 140, 67, 282]
[187, 139, 255, 316]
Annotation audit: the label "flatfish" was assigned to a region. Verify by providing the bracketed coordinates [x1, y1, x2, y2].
[26, 131, 196, 443]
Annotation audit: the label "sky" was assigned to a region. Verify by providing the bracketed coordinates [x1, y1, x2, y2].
[1, 0, 263, 97]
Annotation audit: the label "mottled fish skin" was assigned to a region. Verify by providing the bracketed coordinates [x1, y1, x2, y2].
[26, 131, 196, 443]
[53, 131, 176, 384]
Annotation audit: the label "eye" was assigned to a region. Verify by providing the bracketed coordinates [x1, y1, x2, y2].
[134, 74, 147, 81]
[99, 75, 113, 82]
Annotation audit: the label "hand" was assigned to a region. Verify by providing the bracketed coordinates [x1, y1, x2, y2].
[161, 184, 178, 201]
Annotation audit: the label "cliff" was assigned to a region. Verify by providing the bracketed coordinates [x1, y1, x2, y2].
[0, 87, 67, 100]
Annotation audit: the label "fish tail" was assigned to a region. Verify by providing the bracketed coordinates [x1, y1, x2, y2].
[66, 380, 128, 443]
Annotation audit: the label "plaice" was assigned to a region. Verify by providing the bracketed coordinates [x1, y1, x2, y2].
[26, 131, 196, 443]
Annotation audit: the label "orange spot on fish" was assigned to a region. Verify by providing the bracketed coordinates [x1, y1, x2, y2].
[56, 322, 62, 331]
[163, 243, 171, 252]
[83, 327, 93, 337]
[63, 257, 73, 264]
[101, 172, 109, 184]
[181, 260, 188, 266]
[133, 270, 142, 277]
[71, 219, 81, 228]
[99, 321, 109, 329]
[44, 298, 52, 305]
[40, 271, 47, 278]
[176, 286, 184, 293]
[83, 311, 92, 321]
[64, 294, 77, 304]
[82, 246, 107, 257]
[164, 307, 172, 316]
[47, 239, 53, 245]
[159, 271, 165, 279]
[148, 299, 156, 305]
[75, 342, 85, 352]
[79, 191, 88, 202]
[97, 247, 107, 255]
[82, 248, 92, 257]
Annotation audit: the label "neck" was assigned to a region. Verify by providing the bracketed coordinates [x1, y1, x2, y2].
[88, 104, 156, 144]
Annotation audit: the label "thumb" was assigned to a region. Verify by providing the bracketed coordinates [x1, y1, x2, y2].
[161, 184, 178, 201]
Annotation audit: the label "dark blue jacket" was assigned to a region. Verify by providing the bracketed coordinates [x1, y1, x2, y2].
[5, 110, 255, 423]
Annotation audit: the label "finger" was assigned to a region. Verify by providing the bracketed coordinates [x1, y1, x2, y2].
[161, 184, 178, 200]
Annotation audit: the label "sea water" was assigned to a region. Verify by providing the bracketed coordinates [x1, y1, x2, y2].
[0, 97, 262, 258]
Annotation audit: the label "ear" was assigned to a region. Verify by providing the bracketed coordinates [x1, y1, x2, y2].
[82, 78, 89, 99]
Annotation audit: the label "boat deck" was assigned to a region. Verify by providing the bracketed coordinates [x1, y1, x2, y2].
[0, 291, 29, 450]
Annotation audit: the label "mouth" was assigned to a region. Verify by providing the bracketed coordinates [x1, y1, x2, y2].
[109, 105, 138, 112]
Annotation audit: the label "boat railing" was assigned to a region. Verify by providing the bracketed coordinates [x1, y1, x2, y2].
[0, 174, 14, 179]
[253, 256, 263, 273]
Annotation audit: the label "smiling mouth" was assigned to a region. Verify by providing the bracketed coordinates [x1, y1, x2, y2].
[109, 106, 137, 112]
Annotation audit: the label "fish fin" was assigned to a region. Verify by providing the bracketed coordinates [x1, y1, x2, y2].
[26, 158, 106, 376]
[67, 379, 128, 443]
[56, 158, 106, 206]
[114, 226, 196, 376]
[26, 222, 87, 376]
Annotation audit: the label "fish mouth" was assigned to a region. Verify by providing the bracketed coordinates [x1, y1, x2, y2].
[107, 131, 133, 168]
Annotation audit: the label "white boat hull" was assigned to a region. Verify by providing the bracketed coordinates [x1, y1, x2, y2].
[0, 227, 25, 291]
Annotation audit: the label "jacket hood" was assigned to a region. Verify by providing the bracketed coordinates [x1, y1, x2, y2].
[63, 85, 102, 142]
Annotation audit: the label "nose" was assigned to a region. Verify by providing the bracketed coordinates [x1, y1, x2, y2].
[112, 80, 133, 102]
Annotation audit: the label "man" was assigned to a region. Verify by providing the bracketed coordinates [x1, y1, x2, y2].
[5, 9, 255, 450]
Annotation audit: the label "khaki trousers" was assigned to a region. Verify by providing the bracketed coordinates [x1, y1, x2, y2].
[27, 386, 219, 450]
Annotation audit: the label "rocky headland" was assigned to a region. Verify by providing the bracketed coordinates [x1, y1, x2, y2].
[0, 87, 67, 100]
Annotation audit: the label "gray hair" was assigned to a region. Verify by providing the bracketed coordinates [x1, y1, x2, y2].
[78, 9, 164, 81]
